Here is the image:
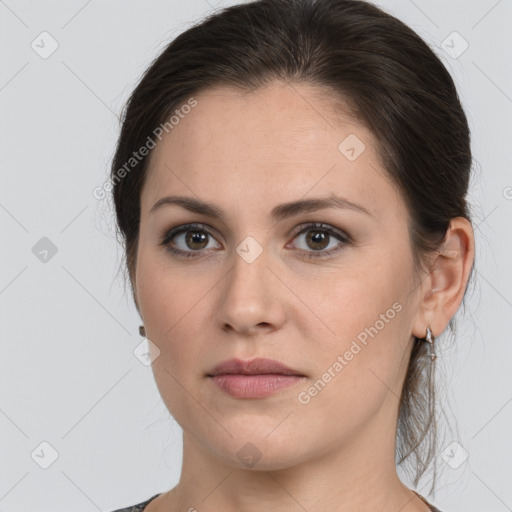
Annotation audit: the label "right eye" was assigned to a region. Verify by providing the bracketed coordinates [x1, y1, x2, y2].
[159, 223, 221, 258]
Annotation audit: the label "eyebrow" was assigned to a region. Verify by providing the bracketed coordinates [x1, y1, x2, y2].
[150, 193, 373, 221]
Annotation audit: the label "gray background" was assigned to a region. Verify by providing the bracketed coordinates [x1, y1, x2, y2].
[0, 1, 511, 511]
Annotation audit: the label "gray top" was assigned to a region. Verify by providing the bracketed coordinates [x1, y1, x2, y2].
[111, 491, 443, 511]
[110, 493, 162, 512]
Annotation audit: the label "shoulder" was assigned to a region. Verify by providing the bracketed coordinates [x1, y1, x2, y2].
[110, 493, 162, 512]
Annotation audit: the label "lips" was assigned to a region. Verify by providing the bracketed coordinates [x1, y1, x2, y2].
[207, 357, 304, 377]
[207, 357, 306, 399]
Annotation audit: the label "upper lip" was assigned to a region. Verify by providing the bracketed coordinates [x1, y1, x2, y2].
[207, 357, 304, 376]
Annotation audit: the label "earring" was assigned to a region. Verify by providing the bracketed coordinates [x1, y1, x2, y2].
[424, 325, 436, 361]
[139, 325, 146, 337]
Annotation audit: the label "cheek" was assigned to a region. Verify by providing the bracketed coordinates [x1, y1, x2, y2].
[136, 247, 198, 339]
[135, 247, 212, 396]
[303, 260, 406, 351]
[299, 262, 411, 410]
[295, 307, 409, 447]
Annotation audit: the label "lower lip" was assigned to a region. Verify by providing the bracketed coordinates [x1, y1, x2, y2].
[209, 374, 305, 399]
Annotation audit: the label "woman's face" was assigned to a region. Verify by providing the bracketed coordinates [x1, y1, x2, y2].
[135, 81, 425, 469]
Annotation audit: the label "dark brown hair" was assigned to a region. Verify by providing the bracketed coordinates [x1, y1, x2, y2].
[110, 0, 475, 494]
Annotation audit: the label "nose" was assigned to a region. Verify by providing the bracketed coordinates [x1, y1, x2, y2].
[217, 244, 287, 336]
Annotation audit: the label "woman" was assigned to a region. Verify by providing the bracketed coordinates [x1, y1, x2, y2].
[110, 0, 475, 510]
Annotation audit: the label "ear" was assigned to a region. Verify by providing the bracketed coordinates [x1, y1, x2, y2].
[412, 217, 475, 339]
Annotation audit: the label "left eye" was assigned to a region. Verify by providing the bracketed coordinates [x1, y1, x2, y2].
[160, 222, 351, 259]
[289, 223, 349, 257]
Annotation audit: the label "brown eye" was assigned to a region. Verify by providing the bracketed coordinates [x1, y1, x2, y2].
[183, 230, 209, 250]
[160, 222, 351, 260]
[160, 223, 221, 258]
[289, 222, 351, 259]
[304, 230, 330, 251]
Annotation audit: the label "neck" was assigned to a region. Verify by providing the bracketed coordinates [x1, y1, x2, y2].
[157, 419, 431, 512]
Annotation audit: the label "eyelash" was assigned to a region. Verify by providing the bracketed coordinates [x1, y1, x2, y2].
[159, 222, 352, 260]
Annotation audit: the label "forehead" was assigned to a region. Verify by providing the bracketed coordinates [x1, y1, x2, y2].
[142, 81, 404, 222]
[151, 81, 372, 162]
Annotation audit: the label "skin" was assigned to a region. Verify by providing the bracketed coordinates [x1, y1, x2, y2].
[134, 81, 474, 512]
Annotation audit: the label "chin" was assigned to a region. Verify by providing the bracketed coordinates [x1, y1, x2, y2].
[203, 430, 310, 471]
